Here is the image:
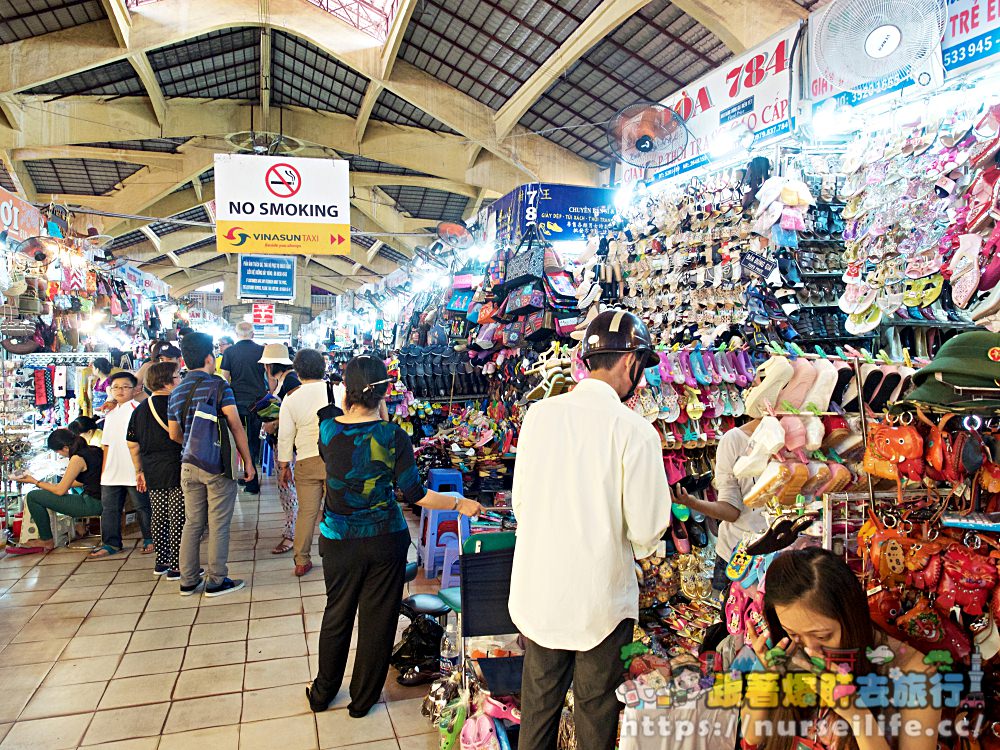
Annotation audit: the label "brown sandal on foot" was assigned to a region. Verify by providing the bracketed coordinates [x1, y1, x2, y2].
[272, 537, 294, 555]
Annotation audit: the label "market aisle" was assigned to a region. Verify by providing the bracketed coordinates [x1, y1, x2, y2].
[0, 478, 439, 750]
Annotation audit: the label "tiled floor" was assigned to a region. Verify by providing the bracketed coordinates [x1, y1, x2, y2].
[0, 479, 442, 750]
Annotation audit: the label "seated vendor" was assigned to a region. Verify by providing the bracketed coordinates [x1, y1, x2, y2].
[742, 548, 940, 750]
[8, 428, 103, 554]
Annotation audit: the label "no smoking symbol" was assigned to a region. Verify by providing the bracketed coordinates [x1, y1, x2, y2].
[265, 163, 301, 198]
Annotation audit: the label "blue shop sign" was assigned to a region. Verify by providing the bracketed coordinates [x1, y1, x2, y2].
[238, 254, 297, 300]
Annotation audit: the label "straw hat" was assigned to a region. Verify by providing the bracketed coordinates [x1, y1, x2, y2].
[259, 343, 293, 365]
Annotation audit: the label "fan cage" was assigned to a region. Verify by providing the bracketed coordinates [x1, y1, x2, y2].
[813, 0, 947, 92]
[608, 102, 690, 169]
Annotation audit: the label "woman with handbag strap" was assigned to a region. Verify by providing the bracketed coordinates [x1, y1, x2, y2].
[126, 362, 185, 578]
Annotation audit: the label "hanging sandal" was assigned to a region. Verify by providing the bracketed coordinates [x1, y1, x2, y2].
[272, 537, 294, 555]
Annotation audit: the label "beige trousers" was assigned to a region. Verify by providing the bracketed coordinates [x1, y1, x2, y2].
[292, 455, 327, 566]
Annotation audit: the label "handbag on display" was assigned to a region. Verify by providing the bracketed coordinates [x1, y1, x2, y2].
[524, 310, 555, 342]
[484, 247, 509, 292]
[446, 288, 475, 313]
[503, 281, 544, 316]
[502, 225, 546, 290]
[502, 320, 524, 347]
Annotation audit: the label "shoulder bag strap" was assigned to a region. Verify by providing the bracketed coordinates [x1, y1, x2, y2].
[180, 378, 200, 433]
[149, 397, 170, 433]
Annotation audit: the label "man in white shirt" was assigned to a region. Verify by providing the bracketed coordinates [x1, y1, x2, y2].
[509, 310, 672, 750]
[276, 349, 335, 577]
[93, 371, 152, 557]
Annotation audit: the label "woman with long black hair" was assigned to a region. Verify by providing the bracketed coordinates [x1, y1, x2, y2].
[742, 548, 940, 750]
[307, 354, 483, 717]
[7, 428, 104, 554]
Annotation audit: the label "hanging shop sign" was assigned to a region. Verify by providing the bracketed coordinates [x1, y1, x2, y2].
[621, 25, 799, 185]
[253, 322, 291, 338]
[252, 303, 275, 324]
[486, 183, 616, 245]
[0, 187, 44, 250]
[238, 254, 297, 301]
[808, 0, 1000, 110]
[214, 154, 351, 256]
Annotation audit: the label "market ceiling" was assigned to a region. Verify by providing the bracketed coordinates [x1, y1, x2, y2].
[0, 0, 811, 297]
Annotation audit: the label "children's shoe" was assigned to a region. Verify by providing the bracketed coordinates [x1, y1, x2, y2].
[153, 564, 170, 576]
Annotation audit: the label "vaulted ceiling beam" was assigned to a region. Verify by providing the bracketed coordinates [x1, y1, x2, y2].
[0, 0, 598, 185]
[0, 99, 527, 197]
[128, 52, 167, 127]
[11, 145, 181, 169]
[99, 0, 132, 48]
[494, 0, 654, 140]
[379, 0, 418, 79]
[0, 149, 27, 198]
[354, 83, 382, 145]
[669, 0, 805, 53]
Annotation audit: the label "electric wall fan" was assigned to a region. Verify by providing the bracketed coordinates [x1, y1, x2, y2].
[812, 0, 947, 92]
[608, 102, 689, 169]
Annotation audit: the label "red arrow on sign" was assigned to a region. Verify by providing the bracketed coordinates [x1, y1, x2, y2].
[329, 234, 346, 245]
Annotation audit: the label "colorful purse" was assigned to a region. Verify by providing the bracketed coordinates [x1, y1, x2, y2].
[936, 546, 998, 616]
[503, 282, 544, 316]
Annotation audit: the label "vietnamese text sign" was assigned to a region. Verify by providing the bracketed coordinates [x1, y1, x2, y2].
[215, 154, 351, 255]
[621, 26, 799, 184]
[488, 183, 616, 245]
[238, 254, 297, 300]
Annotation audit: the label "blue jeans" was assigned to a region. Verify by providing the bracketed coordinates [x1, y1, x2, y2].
[712, 555, 732, 594]
[101, 485, 152, 549]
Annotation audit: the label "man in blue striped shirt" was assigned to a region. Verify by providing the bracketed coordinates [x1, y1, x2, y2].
[168, 332, 255, 598]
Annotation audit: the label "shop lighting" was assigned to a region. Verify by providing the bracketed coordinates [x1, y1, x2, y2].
[708, 123, 755, 160]
[79, 311, 107, 334]
[46, 259, 62, 282]
[614, 182, 636, 212]
[468, 243, 495, 262]
[811, 99, 857, 141]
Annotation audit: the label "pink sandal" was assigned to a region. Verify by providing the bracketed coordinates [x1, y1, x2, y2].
[482, 696, 520, 724]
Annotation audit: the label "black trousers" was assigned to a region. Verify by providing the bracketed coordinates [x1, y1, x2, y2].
[239, 408, 262, 491]
[313, 530, 409, 715]
[519, 618, 634, 750]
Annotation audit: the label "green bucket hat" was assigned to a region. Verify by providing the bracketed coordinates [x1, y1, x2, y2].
[905, 331, 1000, 408]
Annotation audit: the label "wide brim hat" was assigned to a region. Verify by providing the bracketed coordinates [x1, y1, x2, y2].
[905, 331, 1000, 406]
[259, 343, 293, 365]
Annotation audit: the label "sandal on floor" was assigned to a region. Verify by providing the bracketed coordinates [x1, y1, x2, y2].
[88, 544, 122, 559]
[272, 537, 294, 555]
[141, 539, 155, 554]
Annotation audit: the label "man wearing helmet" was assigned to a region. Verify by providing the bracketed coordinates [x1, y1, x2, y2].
[509, 309, 673, 750]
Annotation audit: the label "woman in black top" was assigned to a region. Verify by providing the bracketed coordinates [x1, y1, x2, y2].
[307, 356, 483, 718]
[8, 429, 104, 554]
[127, 361, 185, 577]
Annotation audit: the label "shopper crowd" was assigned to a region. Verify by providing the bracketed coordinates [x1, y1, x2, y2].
[4, 329, 373, 598]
